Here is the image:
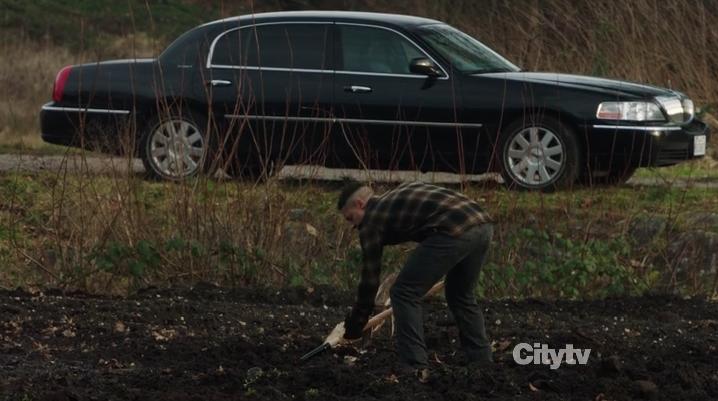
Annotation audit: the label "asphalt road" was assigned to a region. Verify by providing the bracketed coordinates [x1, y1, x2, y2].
[0, 153, 716, 188]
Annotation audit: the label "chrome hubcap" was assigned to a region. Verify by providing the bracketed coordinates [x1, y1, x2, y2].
[150, 119, 205, 178]
[506, 127, 564, 186]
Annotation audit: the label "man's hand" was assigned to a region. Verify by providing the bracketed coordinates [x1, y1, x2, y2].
[325, 322, 346, 347]
[325, 322, 360, 348]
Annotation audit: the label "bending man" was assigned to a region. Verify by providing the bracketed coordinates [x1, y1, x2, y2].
[337, 181, 494, 375]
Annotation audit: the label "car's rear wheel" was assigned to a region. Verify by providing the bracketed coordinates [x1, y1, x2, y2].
[498, 116, 581, 191]
[140, 110, 213, 180]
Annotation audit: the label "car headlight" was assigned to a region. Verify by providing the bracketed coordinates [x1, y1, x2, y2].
[681, 98, 694, 122]
[596, 101, 665, 121]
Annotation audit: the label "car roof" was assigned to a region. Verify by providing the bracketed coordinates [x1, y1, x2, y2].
[202, 10, 442, 29]
[161, 11, 443, 62]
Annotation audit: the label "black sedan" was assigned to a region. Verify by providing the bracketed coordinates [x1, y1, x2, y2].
[40, 11, 710, 189]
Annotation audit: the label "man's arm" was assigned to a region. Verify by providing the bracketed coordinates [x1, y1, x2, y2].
[344, 232, 383, 339]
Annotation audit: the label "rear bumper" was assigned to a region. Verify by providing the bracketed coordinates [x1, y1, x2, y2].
[40, 102, 133, 150]
[587, 119, 710, 169]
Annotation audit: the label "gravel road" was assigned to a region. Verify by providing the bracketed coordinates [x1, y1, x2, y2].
[0, 153, 716, 188]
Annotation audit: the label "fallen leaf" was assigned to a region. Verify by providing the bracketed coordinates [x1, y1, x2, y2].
[152, 328, 177, 342]
[305, 224, 318, 237]
[114, 321, 126, 333]
[417, 368, 431, 384]
[492, 339, 512, 353]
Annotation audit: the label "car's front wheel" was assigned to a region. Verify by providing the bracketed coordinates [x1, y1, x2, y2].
[140, 111, 212, 180]
[498, 116, 581, 190]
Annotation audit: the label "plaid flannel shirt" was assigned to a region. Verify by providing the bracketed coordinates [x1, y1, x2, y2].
[348, 181, 493, 330]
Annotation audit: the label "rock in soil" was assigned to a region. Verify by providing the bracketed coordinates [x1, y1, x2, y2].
[633, 380, 659, 399]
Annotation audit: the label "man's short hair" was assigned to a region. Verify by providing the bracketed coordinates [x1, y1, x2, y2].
[337, 181, 367, 210]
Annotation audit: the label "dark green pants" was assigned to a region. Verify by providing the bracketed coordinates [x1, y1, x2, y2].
[389, 224, 493, 368]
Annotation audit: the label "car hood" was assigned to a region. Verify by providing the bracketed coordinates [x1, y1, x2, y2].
[475, 72, 673, 99]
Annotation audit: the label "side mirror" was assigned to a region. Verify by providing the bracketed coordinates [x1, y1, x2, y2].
[409, 58, 443, 77]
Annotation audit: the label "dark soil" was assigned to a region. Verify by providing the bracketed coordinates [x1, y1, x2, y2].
[1, 285, 716, 401]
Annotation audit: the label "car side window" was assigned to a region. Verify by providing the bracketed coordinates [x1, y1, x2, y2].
[338, 25, 425, 75]
[211, 23, 331, 70]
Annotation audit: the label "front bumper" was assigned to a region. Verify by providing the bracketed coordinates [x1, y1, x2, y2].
[39, 102, 133, 152]
[587, 119, 710, 169]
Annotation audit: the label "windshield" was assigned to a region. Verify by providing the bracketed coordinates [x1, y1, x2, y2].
[416, 24, 520, 74]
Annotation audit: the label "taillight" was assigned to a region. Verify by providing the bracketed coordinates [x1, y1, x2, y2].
[52, 65, 73, 102]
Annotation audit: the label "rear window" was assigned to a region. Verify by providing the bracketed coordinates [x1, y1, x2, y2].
[211, 23, 332, 70]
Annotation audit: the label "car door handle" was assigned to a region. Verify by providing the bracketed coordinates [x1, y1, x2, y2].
[344, 85, 372, 93]
[207, 79, 232, 87]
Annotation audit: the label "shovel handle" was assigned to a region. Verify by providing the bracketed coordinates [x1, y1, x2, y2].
[300, 342, 331, 362]
[301, 280, 445, 362]
[362, 280, 445, 331]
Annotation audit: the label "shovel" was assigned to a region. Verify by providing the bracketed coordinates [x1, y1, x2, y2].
[300, 279, 445, 361]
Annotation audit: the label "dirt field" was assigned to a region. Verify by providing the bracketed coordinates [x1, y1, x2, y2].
[1, 285, 716, 401]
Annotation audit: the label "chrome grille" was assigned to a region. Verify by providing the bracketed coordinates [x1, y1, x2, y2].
[657, 148, 690, 162]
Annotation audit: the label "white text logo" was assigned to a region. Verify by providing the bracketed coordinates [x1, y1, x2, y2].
[512, 343, 591, 369]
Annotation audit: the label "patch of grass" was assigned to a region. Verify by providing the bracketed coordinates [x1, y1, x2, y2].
[480, 229, 648, 299]
[0, 174, 44, 205]
[634, 157, 718, 180]
[0, 142, 83, 155]
[1, 170, 716, 298]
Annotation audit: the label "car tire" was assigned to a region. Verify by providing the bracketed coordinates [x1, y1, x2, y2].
[139, 109, 214, 181]
[498, 116, 581, 191]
